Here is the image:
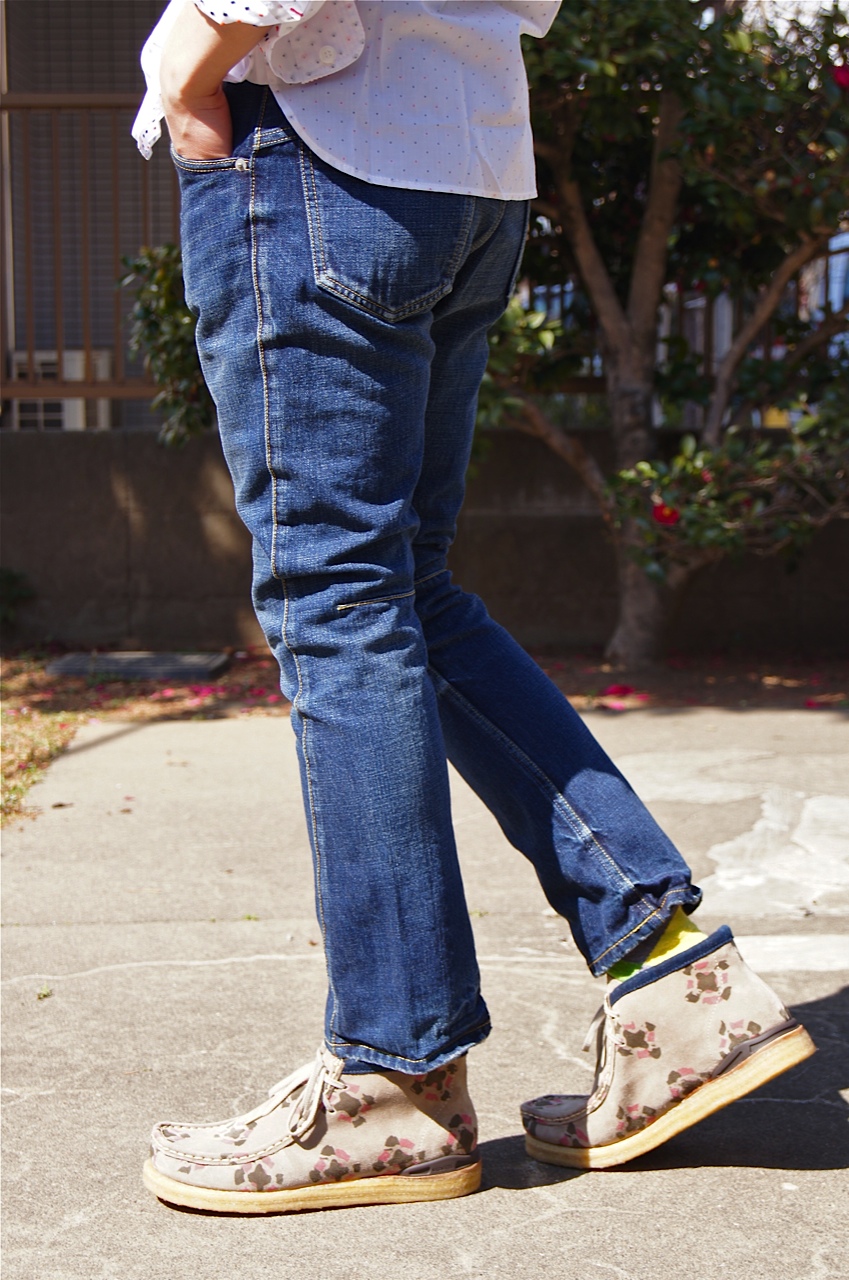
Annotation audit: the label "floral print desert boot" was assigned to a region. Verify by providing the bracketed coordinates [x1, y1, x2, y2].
[144, 1048, 479, 1212]
[521, 927, 815, 1169]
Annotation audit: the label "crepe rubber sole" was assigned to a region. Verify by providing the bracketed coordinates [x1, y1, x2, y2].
[525, 1023, 816, 1171]
[143, 1156, 481, 1214]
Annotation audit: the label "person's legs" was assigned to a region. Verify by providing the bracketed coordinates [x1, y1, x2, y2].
[180, 86, 488, 1073]
[410, 230, 699, 977]
[406, 177, 814, 1173]
[151, 87, 811, 1209]
[180, 84, 703, 1070]
[145, 85, 487, 1210]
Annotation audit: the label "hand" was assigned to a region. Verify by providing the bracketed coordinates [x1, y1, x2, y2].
[159, 1, 271, 162]
[163, 85, 233, 161]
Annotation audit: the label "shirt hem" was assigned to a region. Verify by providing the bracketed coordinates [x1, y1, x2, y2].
[273, 91, 537, 201]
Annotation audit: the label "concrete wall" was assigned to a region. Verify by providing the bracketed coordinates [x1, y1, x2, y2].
[1, 429, 847, 655]
[0, 432, 263, 650]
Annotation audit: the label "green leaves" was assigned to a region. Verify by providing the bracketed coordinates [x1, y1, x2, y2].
[120, 245, 215, 446]
[527, 1, 849, 298]
[607, 400, 849, 581]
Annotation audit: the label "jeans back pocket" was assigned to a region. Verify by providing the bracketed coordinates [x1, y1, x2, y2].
[300, 149, 476, 323]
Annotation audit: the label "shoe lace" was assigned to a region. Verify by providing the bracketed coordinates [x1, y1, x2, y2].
[581, 997, 619, 1093]
[265, 1049, 342, 1143]
[581, 1004, 607, 1057]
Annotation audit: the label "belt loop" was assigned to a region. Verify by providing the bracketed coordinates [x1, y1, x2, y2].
[254, 87, 270, 153]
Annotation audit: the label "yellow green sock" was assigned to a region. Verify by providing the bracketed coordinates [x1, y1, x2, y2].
[607, 908, 708, 983]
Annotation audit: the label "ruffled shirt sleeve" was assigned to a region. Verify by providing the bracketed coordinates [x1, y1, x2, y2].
[193, 1, 326, 23]
[132, 0, 364, 158]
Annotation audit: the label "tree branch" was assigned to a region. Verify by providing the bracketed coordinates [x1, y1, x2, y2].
[702, 233, 831, 445]
[627, 92, 684, 354]
[557, 175, 632, 362]
[530, 198, 561, 222]
[785, 302, 849, 371]
[734, 303, 849, 419]
[533, 138, 563, 166]
[544, 101, 633, 364]
[500, 386, 614, 522]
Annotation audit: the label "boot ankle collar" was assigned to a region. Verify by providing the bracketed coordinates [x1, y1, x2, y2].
[609, 926, 734, 1007]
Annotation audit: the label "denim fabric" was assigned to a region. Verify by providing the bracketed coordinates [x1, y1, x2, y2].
[174, 83, 700, 1074]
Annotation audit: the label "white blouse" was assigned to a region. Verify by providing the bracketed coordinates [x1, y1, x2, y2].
[133, 0, 561, 199]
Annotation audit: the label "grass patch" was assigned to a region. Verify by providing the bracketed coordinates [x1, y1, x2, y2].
[1, 648, 291, 824]
[2, 664, 82, 823]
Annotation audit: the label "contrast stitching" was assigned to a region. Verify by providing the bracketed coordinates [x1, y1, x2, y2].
[326, 1011, 491, 1066]
[299, 149, 326, 289]
[316, 275, 454, 323]
[592, 888, 695, 970]
[300, 156, 477, 322]
[252, 126, 295, 150]
[433, 673, 649, 904]
[413, 568, 444, 588]
[249, 122, 337, 1034]
[248, 138, 275, 573]
[336, 588, 415, 612]
[171, 155, 240, 173]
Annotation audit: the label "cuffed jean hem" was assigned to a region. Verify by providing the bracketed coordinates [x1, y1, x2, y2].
[589, 885, 703, 977]
[331, 1014, 493, 1076]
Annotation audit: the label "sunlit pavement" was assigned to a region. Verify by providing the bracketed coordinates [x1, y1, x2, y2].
[2, 708, 847, 1280]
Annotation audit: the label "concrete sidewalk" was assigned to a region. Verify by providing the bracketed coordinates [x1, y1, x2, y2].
[2, 707, 847, 1280]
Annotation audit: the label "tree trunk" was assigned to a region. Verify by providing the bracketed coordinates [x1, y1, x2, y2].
[605, 530, 667, 667]
[604, 375, 664, 665]
[607, 375, 654, 470]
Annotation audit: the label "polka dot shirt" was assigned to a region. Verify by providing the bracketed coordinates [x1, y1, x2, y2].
[134, 1, 561, 199]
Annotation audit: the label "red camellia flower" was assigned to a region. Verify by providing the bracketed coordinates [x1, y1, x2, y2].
[651, 503, 681, 526]
[832, 65, 849, 90]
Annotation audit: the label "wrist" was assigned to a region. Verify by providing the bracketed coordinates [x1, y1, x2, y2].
[160, 58, 223, 112]
[160, 1, 270, 105]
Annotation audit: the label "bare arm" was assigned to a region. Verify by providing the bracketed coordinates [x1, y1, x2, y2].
[160, 0, 272, 160]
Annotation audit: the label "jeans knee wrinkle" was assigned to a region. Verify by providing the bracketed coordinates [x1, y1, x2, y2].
[336, 587, 416, 612]
[412, 568, 445, 590]
[434, 673, 649, 904]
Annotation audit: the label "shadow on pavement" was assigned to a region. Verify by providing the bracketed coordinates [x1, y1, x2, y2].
[480, 985, 848, 1188]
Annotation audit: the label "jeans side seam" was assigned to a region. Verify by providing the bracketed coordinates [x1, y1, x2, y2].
[447, 195, 478, 279]
[433, 671, 650, 905]
[249, 122, 276, 581]
[467, 198, 506, 256]
[249, 126, 338, 1036]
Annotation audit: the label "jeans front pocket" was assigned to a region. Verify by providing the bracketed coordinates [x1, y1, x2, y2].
[171, 149, 247, 175]
[299, 149, 476, 323]
[173, 147, 255, 316]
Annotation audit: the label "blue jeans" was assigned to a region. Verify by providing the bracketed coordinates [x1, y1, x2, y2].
[175, 84, 700, 1074]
